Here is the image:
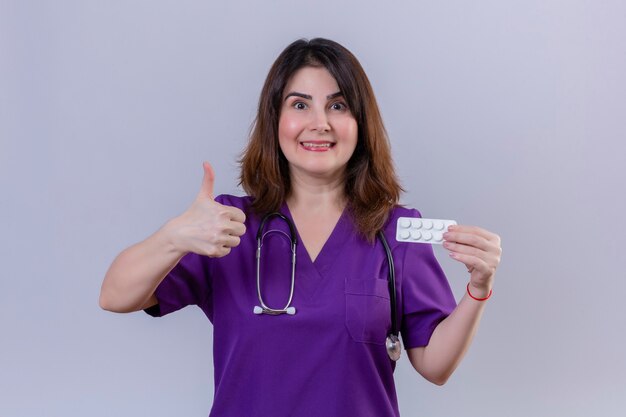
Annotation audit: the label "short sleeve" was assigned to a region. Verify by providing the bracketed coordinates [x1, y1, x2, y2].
[399, 212, 457, 349]
[143, 252, 211, 318]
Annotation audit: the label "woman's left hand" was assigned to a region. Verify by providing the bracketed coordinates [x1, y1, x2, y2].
[442, 225, 502, 297]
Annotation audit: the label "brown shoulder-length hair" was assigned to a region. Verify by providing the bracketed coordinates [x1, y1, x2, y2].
[239, 38, 403, 242]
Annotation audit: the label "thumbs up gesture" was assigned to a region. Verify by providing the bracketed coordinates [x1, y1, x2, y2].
[166, 162, 247, 257]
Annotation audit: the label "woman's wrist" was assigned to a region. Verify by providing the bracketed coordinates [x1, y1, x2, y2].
[156, 218, 187, 257]
[466, 282, 492, 301]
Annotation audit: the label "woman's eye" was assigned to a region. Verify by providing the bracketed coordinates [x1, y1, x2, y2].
[293, 102, 307, 110]
[331, 102, 347, 111]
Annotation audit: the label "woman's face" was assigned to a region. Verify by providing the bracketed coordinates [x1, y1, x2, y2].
[278, 66, 358, 182]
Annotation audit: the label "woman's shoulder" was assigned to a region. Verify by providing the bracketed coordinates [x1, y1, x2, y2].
[382, 204, 424, 238]
[388, 204, 423, 222]
[214, 194, 254, 210]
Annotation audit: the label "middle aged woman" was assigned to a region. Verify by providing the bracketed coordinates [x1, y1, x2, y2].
[100, 38, 502, 417]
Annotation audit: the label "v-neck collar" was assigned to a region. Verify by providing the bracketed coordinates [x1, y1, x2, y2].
[281, 202, 352, 300]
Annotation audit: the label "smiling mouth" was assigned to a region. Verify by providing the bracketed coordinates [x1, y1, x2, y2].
[300, 142, 335, 151]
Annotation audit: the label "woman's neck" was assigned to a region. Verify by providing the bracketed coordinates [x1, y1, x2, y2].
[285, 170, 347, 262]
[286, 170, 347, 213]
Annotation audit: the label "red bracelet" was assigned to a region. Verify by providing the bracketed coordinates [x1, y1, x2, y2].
[466, 283, 492, 301]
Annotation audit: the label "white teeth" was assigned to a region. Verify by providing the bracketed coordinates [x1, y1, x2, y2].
[302, 142, 332, 148]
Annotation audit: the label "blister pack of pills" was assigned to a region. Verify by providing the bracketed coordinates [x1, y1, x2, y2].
[396, 217, 457, 244]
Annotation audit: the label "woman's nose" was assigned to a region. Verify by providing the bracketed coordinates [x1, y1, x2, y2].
[309, 108, 330, 133]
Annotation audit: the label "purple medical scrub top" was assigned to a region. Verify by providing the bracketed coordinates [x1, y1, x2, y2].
[145, 195, 456, 417]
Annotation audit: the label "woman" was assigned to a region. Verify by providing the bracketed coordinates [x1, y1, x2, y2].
[100, 38, 502, 417]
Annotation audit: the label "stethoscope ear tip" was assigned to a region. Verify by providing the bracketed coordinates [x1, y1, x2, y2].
[253, 306, 263, 314]
[286, 307, 296, 315]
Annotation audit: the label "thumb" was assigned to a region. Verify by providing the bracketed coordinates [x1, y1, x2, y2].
[198, 161, 215, 200]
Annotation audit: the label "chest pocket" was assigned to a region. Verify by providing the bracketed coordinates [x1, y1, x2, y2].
[344, 278, 391, 345]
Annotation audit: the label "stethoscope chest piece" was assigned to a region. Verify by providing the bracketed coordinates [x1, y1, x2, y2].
[253, 305, 296, 315]
[386, 334, 402, 362]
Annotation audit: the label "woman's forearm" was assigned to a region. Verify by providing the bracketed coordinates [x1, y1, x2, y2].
[413, 289, 490, 385]
[412, 224, 501, 384]
[99, 221, 186, 313]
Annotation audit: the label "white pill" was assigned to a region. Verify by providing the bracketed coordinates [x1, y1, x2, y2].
[412, 219, 422, 229]
[410, 230, 422, 240]
[400, 230, 410, 239]
[423, 231, 433, 241]
[434, 221, 444, 231]
[433, 232, 443, 242]
[423, 220, 433, 230]
[399, 218, 412, 228]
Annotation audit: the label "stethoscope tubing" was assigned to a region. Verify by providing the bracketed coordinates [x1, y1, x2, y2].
[255, 213, 297, 315]
[377, 230, 398, 338]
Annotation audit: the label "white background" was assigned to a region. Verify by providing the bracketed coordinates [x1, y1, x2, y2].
[1, 1, 625, 416]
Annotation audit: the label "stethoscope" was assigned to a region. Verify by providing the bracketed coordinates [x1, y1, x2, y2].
[253, 212, 402, 361]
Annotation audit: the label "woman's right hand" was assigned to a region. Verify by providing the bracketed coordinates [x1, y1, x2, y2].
[165, 161, 247, 258]
[100, 162, 245, 312]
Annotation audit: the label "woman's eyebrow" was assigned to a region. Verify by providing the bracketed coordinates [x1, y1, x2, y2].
[284, 91, 343, 101]
[284, 92, 311, 101]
